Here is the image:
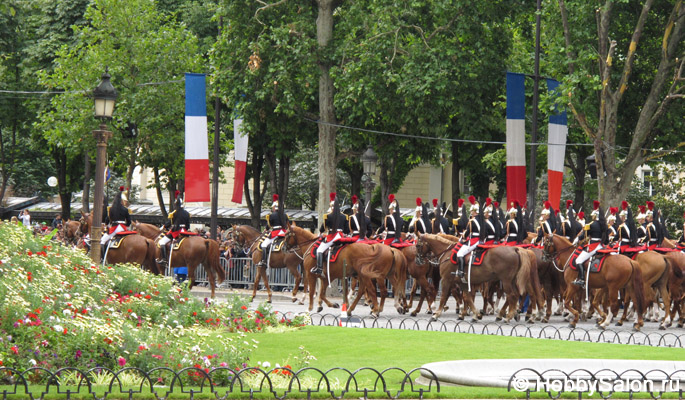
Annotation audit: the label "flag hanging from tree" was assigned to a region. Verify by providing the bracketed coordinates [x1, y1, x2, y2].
[231, 118, 248, 203]
[184, 73, 210, 202]
[546, 79, 567, 210]
[506, 72, 527, 206]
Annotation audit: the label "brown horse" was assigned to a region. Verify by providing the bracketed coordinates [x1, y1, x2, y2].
[62, 220, 82, 245]
[542, 234, 646, 330]
[155, 235, 225, 298]
[415, 233, 543, 322]
[104, 233, 160, 274]
[229, 224, 304, 303]
[285, 225, 407, 317]
[131, 221, 163, 240]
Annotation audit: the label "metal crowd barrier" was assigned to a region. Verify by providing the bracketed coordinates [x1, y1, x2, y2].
[0, 366, 439, 400]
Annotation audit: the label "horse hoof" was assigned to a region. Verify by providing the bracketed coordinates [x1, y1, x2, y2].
[527, 319, 534, 325]
[632, 325, 641, 332]
[458, 316, 464, 321]
[542, 318, 549, 324]
[397, 307, 405, 315]
[598, 324, 606, 331]
[659, 325, 666, 331]
[444, 306, 449, 311]
[266, 300, 272, 304]
[332, 303, 340, 309]
[477, 314, 483, 320]
[495, 317, 502, 322]
[410, 312, 417, 317]
[426, 310, 433, 315]
[568, 323, 576, 329]
[317, 306, 323, 313]
[291, 297, 297, 303]
[615, 321, 623, 327]
[470, 318, 478, 323]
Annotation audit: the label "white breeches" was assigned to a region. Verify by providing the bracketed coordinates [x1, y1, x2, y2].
[576, 244, 602, 265]
[159, 235, 171, 246]
[456, 241, 479, 258]
[261, 236, 274, 250]
[317, 233, 342, 255]
[101, 224, 125, 244]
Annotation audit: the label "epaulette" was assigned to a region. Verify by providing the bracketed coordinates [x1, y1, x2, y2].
[323, 214, 327, 221]
[266, 214, 271, 224]
[168, 210, 177, 220]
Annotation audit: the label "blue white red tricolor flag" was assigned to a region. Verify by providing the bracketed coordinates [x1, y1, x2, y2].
[506, 72, 527, 206]
[231, 119, 248, 204]
[546, 79, 567, 210]
[184, 73, 210, 202]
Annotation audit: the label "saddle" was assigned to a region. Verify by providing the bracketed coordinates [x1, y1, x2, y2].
[109, 231, 136, 249]
[258, 236, 286, 252]
[389, 241, 413, 249]
[569, 248, 611, 273]
[449, 242, 493, 266]
[310, 238, 355, 263]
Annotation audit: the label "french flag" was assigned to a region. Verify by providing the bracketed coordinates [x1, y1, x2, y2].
[231, 118, 248, 204]
[184, 73, 210, 203]
[546, 79, 567, 210]
[506, 72, 527, 206]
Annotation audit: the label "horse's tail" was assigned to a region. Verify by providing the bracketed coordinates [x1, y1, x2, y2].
[630, 259, 646, 317]
[514, 248, 534, 296]
[669, 256, 683, 279]
[205, 239, 226, 284]
[145, 239, 159, 274]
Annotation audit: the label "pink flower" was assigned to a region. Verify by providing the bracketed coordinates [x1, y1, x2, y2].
[11, 345, 18, 355]
[220, 362, 228, 367]
[117, 357, 126, 367]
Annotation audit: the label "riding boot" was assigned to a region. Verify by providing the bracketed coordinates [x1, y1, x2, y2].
[311, 253, 324, 275]
[456, 256, 465, 278]
[573, 261, 586, 287]
[256, 248, 266, 267]
[100, 243, 107, 263]
[156, 244, 167, 265]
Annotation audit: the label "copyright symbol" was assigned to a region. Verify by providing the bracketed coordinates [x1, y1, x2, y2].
[512, 377, 530, 392]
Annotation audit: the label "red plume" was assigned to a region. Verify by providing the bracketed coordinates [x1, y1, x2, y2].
[646, 201, 654, 211]
[388, 194, 395, 203]
[555, 209, 560, 215]
[432, 198, 438, 207]
[329, 192, 336, 201]
[416, 197, 422, 206]
[610, 207, 618, 215]
[513, 200, 520, 208]
[485, 197, 492, 207]
[638, 205, 646, 213]
[175, 190, 180, 198]
[119, 186, 125, 192]
[593, 200, 600, 210]
[621, 200, 628, 210]
[578, 211, 585, 219]
[351, 195, 358, 204]
[544, 201, 552, 210]
[458, 198, 464, 207]
[468, 195, 476, 205]
[273, 194, 279, 202]
[126, 187, 130, 191]
[566, 199, 573, 209]
[494, 201, 499, 208]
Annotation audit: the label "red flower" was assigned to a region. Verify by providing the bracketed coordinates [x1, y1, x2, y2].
[241, 305, 247, 310]
[192, 312, 197, 316]
[127, 309, 132, 313]
[145, 295, 151, 300]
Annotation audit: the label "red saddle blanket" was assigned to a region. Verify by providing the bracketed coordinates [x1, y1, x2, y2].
[115, 230, 137, 236]
[449, 242, 497, 266]
[655, 247, 679, 253]
[310, 238, 354, 263]
[390, 241, 413, 249]
[569, 248, 611, 273]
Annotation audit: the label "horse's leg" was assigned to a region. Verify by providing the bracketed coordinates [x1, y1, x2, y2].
[500, 281, 519, 323]
[564, 285, 581, 328]
[431, 272, 452, 320]
[600, 286, 620, 330]
[307, 271, 317, 312]
[616, 291, 631, 326]
[287, 259, 302, 303]
[262, 264, 273, 304]
[251, 264, 261, 302]
[464, 290, 481, 322]
[360, 275, 380, 318]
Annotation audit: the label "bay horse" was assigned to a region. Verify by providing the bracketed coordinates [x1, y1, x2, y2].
[229, 224, 304, 303]
[131, 221, 163, 240]
[542, 234, 646, 330]
[62, 220, 81, 245]
[155, 235, 225, 298]
[414, 233, 543, 323]
[104, 233, 160, 274]
[285, 225, 407, 317]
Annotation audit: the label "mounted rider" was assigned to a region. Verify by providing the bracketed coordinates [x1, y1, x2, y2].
[572, 200, 607, 288]
[431, 199, 451, 234]
[100, 186, 131, 261]
[312, 193, 348, 275]
[455, 195, 482, 278]
[378, 194, 403, 245]
[505, 200, 525, 245]
[348, 195, 364, 241]
[482, 198, 499, 244]
[409, 197, 431, 237]
[452, 198, 466, 235]
[616, 201, 638, 252]
[645, 201, 661, 250]
[259, 194, 289, 267]
[157, 190, 190, 266]
[607, 207, 618, 245]
[533, 201, 554, 245]
[636, 205, 648, 244]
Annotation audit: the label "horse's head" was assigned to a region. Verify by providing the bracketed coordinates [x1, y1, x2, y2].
[542, 234, 555, 262]
[283, 226, 299, 251]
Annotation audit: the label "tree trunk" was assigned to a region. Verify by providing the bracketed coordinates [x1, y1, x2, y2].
[153, 167, 167, 218]
[245, 150, 264, 229]
[278, 155, 290, 206]
[451, 141, 462, 214]
[316, 0, 338, 224]
[54, 148, 71, 219]
[349, 163, 362, 199]
[126, 149, 136, 196]
[82, 151, 91, 212]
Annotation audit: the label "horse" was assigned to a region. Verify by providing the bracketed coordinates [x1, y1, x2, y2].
[542, 234, 646, 330]
[415, 233, 543, 322]
[285, 225, 407, 317]
[79, 212, 92, 238]
[155, 235, 225, 298]
[131, 221, 163, 240]
[229, 224, 305, 303]
[104, 233, 160, 274]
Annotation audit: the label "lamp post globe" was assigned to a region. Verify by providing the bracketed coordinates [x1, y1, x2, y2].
[90, 69, 117, 264]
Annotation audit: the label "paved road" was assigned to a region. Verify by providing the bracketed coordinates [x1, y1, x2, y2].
[190, 284, 685, 347]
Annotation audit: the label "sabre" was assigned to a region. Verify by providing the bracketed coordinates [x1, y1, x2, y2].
[446, 203, 452, 212]
[365, 200, 370, 214]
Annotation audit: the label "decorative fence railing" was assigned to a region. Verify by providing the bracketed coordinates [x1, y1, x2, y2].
[295, 312, 685, 348]
[508, 368, 685, 399]
[0, 366, 439, 400]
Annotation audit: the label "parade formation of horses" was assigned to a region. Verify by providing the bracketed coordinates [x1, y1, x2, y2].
[62, 211, 92, 246]
[229, 224, 305, 304]
[104, 232, 160, 275]
[285, 225, 407, 317]
[542, 234, 646, 330]
[415, 233, 543, 323]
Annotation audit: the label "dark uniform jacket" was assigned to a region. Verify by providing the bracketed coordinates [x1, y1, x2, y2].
[463, 218, 481, 245]
[505, 219, 520, 243]
[266, 211, 288, 230]
[107, 203, 131, 226]
[320, 212, 349, 240]
[637, 224, 647, 243]
[412, 218, 430, 234]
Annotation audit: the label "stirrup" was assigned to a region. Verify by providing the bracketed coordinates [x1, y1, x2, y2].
[310, 267, 323, 275]
[572, 279, 585, 287]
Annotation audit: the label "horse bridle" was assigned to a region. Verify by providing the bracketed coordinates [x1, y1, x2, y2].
[283, 229, 318, 260]
[542, 235, 575, 272]
[415, 236, 455, 267]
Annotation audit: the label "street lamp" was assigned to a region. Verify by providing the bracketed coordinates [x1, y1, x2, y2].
[361, 145, 378, 218]
[90, 69, 117, 264]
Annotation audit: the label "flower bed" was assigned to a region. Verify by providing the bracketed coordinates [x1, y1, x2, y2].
[0, 222, 306, 377]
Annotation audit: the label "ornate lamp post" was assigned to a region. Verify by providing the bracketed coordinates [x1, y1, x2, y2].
[90, 69, 117, 264]
[361, 145, 378, 218]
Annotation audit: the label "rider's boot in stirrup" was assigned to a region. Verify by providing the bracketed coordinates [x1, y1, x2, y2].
[456, 256, 465, 278]
[100, 243, 106, 263]
[573, 261, 586, 288]
[156, 244, 167, 265]
[311, 252, 324, 275]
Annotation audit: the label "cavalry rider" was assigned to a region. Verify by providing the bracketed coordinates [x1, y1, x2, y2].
[636, 205, 648, 244]
[259, 194, 289, 267]
[409, 198, 431, 237]
[378, 194, 403, 245]
[645, 201, 661, 250]
[349, 195, 365, 241]
[607, 207, 618, 245]
[313, 193, 348, 275]
[483, 198, 499, 244]
[572, 200, 607, 287]
[505, 200, 525, 245]
[100, 186, 131, 260]
[616, 201, 638, 252]
[431, 199, 451, 234]
[560, 200, 574, 241]
[455, 195, 482, 278]
[533, 201, 554, 245]
[452, 198, 466, 235]
[157, 190, 190, 266]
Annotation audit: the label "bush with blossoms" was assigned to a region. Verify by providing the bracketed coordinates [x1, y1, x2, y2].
[0, 221, 307, 376]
